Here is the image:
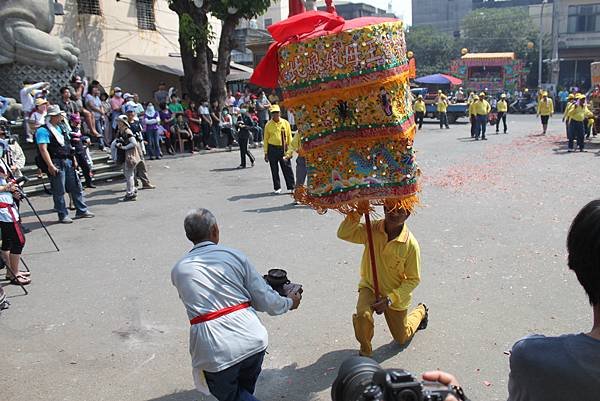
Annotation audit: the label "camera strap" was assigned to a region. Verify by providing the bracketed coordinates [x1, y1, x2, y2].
[452, 385, 470, 401]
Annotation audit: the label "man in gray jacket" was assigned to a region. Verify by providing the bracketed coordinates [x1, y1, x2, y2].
[171, 208, 302, 401]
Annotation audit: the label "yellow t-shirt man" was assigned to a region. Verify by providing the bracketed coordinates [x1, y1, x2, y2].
[414, 99, 426, 113]
[263, 118, 293, 155]
[436, 96, 448, 113]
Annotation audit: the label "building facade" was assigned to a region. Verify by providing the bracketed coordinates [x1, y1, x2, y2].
[51, 0, 222, 99]
[557, 0, 600, 88]
[411, 0, 472, 34]
[317, 1, 397, 19]
[473, 0, 553, 8]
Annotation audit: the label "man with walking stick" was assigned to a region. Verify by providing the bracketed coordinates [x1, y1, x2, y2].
[337, 202, 428, 357]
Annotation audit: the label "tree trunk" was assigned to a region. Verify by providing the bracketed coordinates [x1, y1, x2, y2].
[210, 15, 238, 107]
[170, 0, 210, 103]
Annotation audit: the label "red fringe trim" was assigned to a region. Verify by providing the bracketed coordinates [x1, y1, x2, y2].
[293, 183, 420, 215]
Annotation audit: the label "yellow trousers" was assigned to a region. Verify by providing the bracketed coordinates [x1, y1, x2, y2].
[352, 287, 426, 357]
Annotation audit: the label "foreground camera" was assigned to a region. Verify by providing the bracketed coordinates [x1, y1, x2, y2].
[263, 268, 302, 296]
[332, 357, 463, 401]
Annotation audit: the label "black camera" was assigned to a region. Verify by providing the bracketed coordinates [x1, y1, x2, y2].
[332, 357, 464, 401]
[263, 268, 302, 297]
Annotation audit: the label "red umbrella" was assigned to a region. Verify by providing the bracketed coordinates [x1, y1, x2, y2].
[440, 74, 463, 85]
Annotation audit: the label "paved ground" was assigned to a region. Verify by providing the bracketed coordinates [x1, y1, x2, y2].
[2, 114, 597, 401]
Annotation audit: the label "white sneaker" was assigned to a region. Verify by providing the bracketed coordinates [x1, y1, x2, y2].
[274, 188, 282, 194]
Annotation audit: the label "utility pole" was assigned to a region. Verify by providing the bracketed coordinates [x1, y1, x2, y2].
[551, 0, 561, 87]
[538, 0, 547, 88]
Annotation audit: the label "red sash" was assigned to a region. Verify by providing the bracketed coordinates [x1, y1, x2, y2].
[189, 302, 251, 325]
[0, 202, 24, 245]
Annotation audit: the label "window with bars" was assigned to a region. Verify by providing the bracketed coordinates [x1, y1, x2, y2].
[77, 0, 101, 15]
[137, 0, 157, 31]
[568, 4, 600, 33]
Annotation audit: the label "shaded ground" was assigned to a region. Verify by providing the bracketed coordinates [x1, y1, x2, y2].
[2, 115, 596, 401]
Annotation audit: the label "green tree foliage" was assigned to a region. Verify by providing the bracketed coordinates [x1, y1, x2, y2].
[169, 0, 272, 103]
[460, 7, 540, 59]
[405, 26, 458, 76]
[460, 7, 550, 86]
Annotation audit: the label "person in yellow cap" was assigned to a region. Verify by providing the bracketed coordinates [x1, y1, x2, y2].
[473, 92, 491, 140]
[496, 94, 508, 134]
[536, 91, 554, 135]
[413, 94, 426, 130]
[468, 95, 479, 138]
[563, 93, 576, 139]
[436, 90, 449, 129]
[566, 94, 594, 151]
[264, 104, 294, 193]
[337, 202, 428, 357]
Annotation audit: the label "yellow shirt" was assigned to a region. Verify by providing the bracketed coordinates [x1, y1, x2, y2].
[537, 98, 554, 116]
[468, 101, 477, 116]
[414, 100, 426, 113]
[563, 102, 574, 121]
[285, 130, 302, 158]
[263, 118, 292, 154]
[497, 99, 508, 112]
[473, 100, 491, 115]
[436, 97, 448, 112]
[567, 104, 593, 122]
[337, 213, 421, 310]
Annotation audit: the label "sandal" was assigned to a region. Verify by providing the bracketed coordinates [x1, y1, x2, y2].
[5, 270, 30, 279]
[6, 271, 31, 286]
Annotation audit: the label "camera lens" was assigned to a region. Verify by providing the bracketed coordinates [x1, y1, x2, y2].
[331, 357, 383, 401]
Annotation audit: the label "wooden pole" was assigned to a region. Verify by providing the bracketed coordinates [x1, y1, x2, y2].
[363, 212, 380, 300]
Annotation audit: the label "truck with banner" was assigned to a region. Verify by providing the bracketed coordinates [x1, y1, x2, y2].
[450, 52, 527, 95]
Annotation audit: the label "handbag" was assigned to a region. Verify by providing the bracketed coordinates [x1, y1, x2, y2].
[125, 143, 141, 167]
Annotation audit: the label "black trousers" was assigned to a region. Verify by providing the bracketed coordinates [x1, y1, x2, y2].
[569, 120, 585, 150]
[470, 116, 477, 137]
[201, 122, 211, 148]
[415, 112, 424, 129]
[74, 151, 93, 186]
[239, 131, 255, 167]
[496, 112, 507, 133]
[204, 350, 265, 401]
[267, 145, 294, 190]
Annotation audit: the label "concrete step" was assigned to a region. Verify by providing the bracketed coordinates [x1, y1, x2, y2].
[23, 170, 124, 196]
[19, 150, 121, 195]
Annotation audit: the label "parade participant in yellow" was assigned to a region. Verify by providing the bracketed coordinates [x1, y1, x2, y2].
[566, 94, 594, 152]
[414, 95, 426, 130]
[284, 126, 306, 205]
[337, 204, 428, 357]
[263, 105, 294, 193]
[536, 91, 554, 135]
[436, 90, 449, 129]
[473, 93, 491, 140]
[468, 94, 478, 138]
[563, 93, 576, 139]
[496, 93, 508, 134]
